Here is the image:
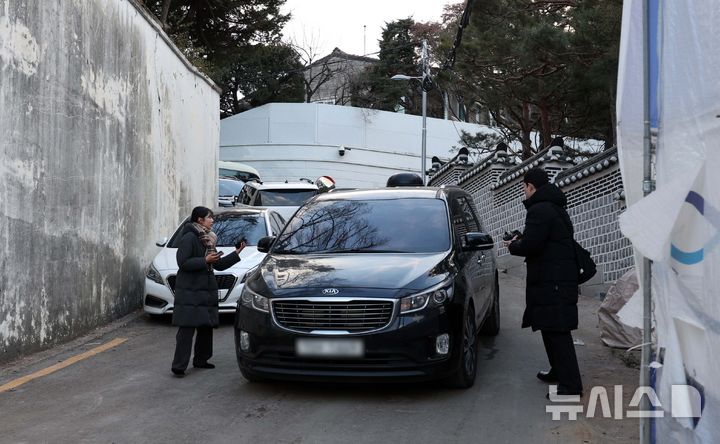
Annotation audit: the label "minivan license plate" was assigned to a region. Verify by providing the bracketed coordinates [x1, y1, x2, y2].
[296, 338, 364, 358]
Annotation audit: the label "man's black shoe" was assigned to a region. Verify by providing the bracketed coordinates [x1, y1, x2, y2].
[171, 368, 185, 377]
[536, 370, 558, 383]
[193, 362, 215, 369]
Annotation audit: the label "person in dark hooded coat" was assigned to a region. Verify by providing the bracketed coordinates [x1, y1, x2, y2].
[171, 206, 246, 377]
[504, 168, 583, 396]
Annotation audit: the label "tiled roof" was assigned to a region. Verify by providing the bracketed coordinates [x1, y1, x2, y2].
[554, 147, 619, 188]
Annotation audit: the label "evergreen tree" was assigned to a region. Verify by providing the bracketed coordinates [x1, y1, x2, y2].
[143, 0, 303, 117]
[439, 0, 622, 158]
[218, 43, 304, 117]
[352, 19, 422, 114]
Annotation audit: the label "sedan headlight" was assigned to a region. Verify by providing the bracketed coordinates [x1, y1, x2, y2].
[240, 285, 269, 313]
[400, 281, 454, 314]
[146, 263, 163, 285]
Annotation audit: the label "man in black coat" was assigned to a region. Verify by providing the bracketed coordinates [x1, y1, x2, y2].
[504, 168, 583, 396]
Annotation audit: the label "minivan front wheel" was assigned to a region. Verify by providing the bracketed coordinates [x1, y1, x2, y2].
[445, 306, 478, 389]
[479, 273, 500, 336]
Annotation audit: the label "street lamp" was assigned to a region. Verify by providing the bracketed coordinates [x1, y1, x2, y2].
[391, 39, 430, 185]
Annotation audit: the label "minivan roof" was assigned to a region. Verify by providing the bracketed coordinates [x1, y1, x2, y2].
[314, 187, 466, 202]
[245, 181, 318, 190]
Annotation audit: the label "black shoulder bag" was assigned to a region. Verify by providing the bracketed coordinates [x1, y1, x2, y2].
[552, 205, 597, 284]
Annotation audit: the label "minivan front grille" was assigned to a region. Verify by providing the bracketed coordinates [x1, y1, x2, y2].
[272, 299, 394, 333]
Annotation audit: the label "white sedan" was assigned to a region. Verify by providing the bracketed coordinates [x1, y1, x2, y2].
[143, 208, 286, 316]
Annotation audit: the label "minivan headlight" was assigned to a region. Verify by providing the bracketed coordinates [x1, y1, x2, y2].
[241, 265, 260, 284]
[146, 263, 163, 285]
[400, 282, 453, 314]
[240, 285, 269, 313]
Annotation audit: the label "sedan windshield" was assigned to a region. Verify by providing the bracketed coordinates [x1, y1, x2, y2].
[273, 199, 450, 254]
[257, 189, 317, 206]
[169, 214, 267, 247]
[213, 214, 267, 246]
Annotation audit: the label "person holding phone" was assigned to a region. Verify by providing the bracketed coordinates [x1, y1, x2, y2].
[171, 206, 247, 377]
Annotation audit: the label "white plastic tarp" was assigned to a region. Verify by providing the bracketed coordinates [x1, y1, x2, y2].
[617, 0, 720, 442]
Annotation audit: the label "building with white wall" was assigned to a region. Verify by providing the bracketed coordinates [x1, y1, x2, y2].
[220, 102, 501, 188]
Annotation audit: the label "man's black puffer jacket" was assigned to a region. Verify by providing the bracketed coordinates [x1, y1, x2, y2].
[508, 183, 579, 331]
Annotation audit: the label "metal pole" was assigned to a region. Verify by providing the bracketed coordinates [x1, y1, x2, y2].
[421, 39, 428, 185]
[640, 0, 654, 442]
[363, 25, 367, 56]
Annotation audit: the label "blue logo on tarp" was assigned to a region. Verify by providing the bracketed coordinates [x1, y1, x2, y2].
[671, 191, 705, 265]
[671, 191, 720, 265]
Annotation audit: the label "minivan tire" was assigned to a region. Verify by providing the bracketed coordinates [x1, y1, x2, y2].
[445, 305, 478, 389]
[479, 273, 500, 336]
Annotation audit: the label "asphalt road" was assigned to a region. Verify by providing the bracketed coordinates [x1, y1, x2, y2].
[0, 262, 639, 444]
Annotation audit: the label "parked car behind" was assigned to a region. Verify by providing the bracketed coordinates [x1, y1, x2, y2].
[234, 186, 500, 388]
[218, 178, 244, 207]
[236, 180, 319, 220]
[218, 161, 260, 183]
[144, 208, 287, 316]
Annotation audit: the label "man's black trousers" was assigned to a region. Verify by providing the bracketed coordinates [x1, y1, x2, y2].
[541, 330, 583, 393]
[172, 326, 213, 372]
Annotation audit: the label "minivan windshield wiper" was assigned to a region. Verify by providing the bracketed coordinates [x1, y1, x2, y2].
[272, 249, 301, 254]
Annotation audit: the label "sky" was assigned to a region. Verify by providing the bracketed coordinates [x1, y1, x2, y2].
[281, 0, 451, 59]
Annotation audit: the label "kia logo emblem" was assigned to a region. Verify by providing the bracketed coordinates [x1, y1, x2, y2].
[322, 288, 339, 295]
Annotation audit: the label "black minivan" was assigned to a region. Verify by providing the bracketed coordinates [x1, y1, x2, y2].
[234, 186, 499, 388]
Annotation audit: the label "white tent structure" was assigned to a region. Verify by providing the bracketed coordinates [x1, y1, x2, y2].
[618, 1, 719, 442]
[219, 103, 501, 188]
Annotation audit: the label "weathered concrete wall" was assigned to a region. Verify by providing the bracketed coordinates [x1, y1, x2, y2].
[0, 0, 220, 361]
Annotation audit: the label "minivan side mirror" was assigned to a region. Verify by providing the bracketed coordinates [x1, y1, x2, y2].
[155, 237, 168, 247]
[257, 236, 276, 253]
[463, 232, 494, 251]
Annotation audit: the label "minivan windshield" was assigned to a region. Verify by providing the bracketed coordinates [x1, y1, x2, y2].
[273, 198, 451, 254]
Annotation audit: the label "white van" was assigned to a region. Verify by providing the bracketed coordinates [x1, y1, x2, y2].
[218, 161, 260, 182]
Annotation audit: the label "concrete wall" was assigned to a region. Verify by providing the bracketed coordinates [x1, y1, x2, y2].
[429, 147, 633, 291]
[0, 0, 220, 361]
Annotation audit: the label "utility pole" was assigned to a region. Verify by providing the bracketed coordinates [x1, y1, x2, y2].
[363, 25, 366, 56]
[420, 39, 428, 185]
[390, 39, 430, 185]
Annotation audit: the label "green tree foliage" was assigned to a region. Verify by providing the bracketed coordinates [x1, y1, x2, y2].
[439, 0, 621, 158]
[218, 43, 305, 116]
[564, 0, 622, 146]
[352, 19, 423, 114]
[142, 0, 304, 117]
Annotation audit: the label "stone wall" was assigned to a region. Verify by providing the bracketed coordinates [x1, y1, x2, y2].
[429, 146, 633, 285]
[0, 0, 220, 361]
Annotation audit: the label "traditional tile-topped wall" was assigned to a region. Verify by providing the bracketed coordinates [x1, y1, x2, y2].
[429, 147, 633, 284]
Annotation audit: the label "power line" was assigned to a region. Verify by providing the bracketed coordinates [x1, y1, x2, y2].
[441, 0, 475, 71]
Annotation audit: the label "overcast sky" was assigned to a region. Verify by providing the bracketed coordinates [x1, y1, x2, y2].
[281, 0, 451, 58]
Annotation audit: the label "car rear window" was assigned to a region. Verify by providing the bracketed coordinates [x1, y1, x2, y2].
[273, 198, 451, 254]
[257, 189, 317, 206]
[219, 180, 243, 196]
